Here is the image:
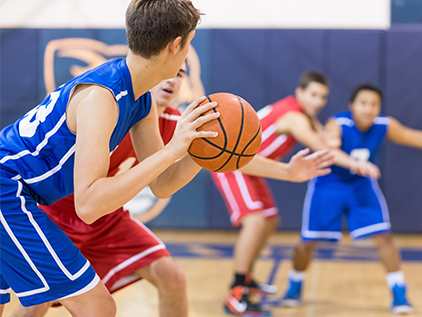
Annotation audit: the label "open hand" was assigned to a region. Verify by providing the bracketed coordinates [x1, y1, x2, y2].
[287, 148, 335, 182]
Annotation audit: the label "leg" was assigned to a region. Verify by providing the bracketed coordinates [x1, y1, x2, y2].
[136, 257, 187, 317]
[0, 305, 4, 317]
[292, 241, 319, 272]
[372, 233, 401, 272]
[10, 302, 52, 317]
[234, 213, 279, 275]
[60, 281, 116, 317]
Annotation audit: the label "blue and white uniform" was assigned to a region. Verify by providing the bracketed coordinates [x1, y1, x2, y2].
[0, 59, 152, 306]
[301, 111, 391, 242]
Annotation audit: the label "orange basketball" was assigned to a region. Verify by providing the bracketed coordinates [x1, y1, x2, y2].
[188, 93, 262, 173]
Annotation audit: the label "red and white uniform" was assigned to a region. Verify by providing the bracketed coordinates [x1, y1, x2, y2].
[40, 106, 181, 292]
[211, 96, 303, 226]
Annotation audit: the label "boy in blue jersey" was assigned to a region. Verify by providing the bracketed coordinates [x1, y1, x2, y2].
[0, 0, 218, 316]
[282, 84, 422, 314]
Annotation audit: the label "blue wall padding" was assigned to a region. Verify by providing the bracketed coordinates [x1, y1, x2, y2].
[1, 27, 421, 233]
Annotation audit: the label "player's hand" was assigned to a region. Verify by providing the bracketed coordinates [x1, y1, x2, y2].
[166, 96, 219, 159]
[287, 148, 335, 183]
[350, 161, 381, 179]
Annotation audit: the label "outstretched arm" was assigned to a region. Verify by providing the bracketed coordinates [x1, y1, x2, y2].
[387, 116, 422, 148]
[324, 118, 380, 179]
[239, 149, 334, 182]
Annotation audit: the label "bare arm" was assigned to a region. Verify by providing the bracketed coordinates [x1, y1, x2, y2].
[387, 116, 422, 148]
[72, 87, 217, 224]
[239, 149, 334, 182]
[277, 112, 326, 151]
[324, 118, 380, 178]
[134, 97, 219, 198]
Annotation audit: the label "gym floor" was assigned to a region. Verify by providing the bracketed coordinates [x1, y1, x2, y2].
[4, 231, 422, 317]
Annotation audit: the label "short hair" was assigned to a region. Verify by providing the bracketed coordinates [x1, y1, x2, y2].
[126, 0, 202, 59]
[298, 71, 329, 89]
[349, 83, 383, 103]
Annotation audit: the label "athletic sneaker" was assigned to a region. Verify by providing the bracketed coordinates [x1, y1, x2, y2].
[245, 273, 278, 296]
[248, 279, 278, 296]
[225, 286, 266, 316]
[391, 284, 414, 314]
[282, 280, 302, 307]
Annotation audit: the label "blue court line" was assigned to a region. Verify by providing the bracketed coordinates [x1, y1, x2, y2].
[165, 242, 422, 262]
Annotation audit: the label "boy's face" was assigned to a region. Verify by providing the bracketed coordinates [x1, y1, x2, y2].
[349, 90, 382, 130]
[152, 61, 187, 108]
[296, 82, 329, 118]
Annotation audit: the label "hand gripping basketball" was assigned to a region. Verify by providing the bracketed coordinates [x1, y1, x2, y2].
[188, 93, 262, 173]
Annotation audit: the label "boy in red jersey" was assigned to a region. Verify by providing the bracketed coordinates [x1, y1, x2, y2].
[212, 72, 380, 316]
[10, 64, 189, 317]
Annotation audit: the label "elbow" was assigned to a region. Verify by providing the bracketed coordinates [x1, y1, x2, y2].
[75, 204, 97, 224]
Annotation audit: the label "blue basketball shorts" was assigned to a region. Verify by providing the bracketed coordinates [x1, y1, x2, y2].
[0, 167, 99, 307]
[301, 177, 391, 242]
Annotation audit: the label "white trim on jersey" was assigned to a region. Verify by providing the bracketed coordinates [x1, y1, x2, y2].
[0, 288, 11, 294]
[371, 179, 391, 223]
[0, 113, 66, 165]
[24, 144, 76, 184]
[215, 173, 241, 224]
[350, 222, 391, 240]
[261, 124, 277, 142]
[335, 117, 354, 127]
[115, 90, 128, 101]
[257, 105, 273, 120]
[262, 207, 278, 218]
[160, 113, 181, 121]
[374, 117, 390, 125]
[1, 179, 92, 298]
[101, 215, 167, 285]
[233, 171, 264, 210]
[259, 134, 288, 158]
[0, 184, 50, 297]
[58, 275, 100, 301]
[301, 178, 343, 241]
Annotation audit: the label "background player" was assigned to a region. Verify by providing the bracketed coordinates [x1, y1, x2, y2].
[9, 63, 188, 317]
[212, 72, 380, 316]
[0, 1, 214, 316]
[282, 83, 422, 314]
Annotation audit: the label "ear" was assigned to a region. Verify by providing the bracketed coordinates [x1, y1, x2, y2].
[295, 87, 302, 98]
[168, 36, 182, 55]
[348, 102, 352, 110]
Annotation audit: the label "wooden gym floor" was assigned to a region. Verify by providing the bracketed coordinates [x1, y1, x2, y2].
[4, 231, 422, 317]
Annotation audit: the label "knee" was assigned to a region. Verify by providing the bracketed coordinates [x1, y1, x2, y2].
[102, 296, 117, 317]
[297, 242, 318, 253]
[151, 258, 187, 292]
[373, 233, 395, 247]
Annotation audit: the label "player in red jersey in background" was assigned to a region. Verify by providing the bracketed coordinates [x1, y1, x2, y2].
[10, 62, 187, 317]
[212, 71, 380, 316]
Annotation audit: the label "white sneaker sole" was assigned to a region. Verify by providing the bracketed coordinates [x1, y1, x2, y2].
[392, 305, 414, 315]
[281, 298, 301, 307]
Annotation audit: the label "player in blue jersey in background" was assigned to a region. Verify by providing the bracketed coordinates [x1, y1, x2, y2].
[282, 84, 422, 314]
[0, 1, 218, 316]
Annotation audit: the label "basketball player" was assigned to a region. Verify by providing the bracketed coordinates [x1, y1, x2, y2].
[282, 83, 422, 314]
[8, 61, 187, 317]
[211, 72, 380, 315]
[0, 1, 215, 316]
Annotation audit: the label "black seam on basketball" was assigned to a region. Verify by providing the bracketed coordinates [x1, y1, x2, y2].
[236, 123, 261, 169]
[187, 95, 230, 160]
[213, 96, 245, 172]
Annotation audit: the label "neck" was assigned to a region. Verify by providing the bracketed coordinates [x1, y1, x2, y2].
[156, 104, 169, 116]
[126, 51, 166, 100]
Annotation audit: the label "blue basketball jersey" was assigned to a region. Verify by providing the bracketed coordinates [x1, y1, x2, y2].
[0, 58, 151, 205]
[323, 110, 390, 182]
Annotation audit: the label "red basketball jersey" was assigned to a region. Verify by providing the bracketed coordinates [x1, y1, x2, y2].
[257, 96, 303, 160]
[41, 106, 181, 225]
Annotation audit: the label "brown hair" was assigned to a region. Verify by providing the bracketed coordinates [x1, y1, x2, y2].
[298, 71, 329, 89]
[126, 0, 202, 59]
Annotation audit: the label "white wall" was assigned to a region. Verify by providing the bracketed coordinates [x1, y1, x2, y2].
[0, 0, 391, 29]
